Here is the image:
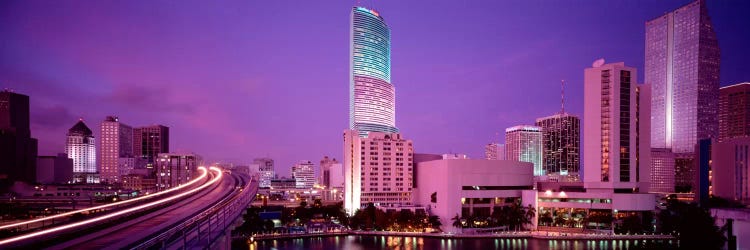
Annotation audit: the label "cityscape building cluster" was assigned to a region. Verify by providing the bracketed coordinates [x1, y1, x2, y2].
[338, 1, 749, 237]
[0, 89, 199, 195]
[0, 1, 748, 243]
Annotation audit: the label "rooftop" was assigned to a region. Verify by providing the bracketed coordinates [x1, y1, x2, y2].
[68, 120, 93, 136]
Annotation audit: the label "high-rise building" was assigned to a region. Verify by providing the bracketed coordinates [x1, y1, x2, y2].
[505, 125, 543, 176]
[320, 156, 344, 201]
[535, 113, 581, 177]
[650, 148, 675, 193]
[646, 0, 720, 192]
[292, 161, 316, 189]
[484, 143, 505, 160]
[0, 90, 38, 186]
[583, 61, 651, 192]
[36, 153, 73, 184]
[155, 153, 199, 190]
[344, 130, 413, 214]
[710, 137, 750, 205]
[133, 125, 169, 170]
[320, 156, 343, 188]
[66, 119, 97, 183]
[350, 6, 398, 137]
[100, 116, 134, 183]
[253, 158, 274, 188]
[719, 82, 750, 141]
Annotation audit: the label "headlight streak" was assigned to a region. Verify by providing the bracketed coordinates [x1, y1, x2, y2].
[0, 167, 222, 246]
[0, 167, 209, 231]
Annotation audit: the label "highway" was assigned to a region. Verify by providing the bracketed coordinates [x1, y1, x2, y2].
[52, 170, 244, 250]
[0, 167, 211, 233]
[0, 167, 238, 249]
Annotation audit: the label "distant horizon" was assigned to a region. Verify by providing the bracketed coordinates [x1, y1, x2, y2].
[1, 0, 749, 177]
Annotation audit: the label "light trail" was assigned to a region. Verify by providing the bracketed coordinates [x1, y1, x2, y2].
[0, 167, 223, 246]
[0, 167, 210, 231]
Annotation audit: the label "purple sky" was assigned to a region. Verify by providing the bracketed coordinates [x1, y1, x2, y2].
[1, 0, 749, 177]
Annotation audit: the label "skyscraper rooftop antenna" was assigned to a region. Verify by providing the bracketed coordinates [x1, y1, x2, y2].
[560, 79, 565, 114]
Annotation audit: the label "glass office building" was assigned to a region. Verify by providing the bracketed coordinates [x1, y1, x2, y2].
[350, 6, 398, 137]
[646, 0, 719, 191]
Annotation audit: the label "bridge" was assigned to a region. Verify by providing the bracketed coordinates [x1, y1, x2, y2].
[0, 166, 259, 249]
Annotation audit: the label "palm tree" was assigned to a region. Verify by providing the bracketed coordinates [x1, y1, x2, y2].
[554, 213, 566, 227]
[428, 215, 442, 231]
[523, 204, 536, 230]
[451, 214, 463, 234]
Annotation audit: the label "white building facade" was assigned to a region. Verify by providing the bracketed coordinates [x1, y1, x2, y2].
[344, 130, 414, 214]
[650, 148, 675, 193]
[583, 61, 651, 192]
[66, 120, 97, 183]
[505, 125, 544, 176]
[292, 161, 316, 189]
[253, 158, 274, 188]
[414, 159, 534, 233]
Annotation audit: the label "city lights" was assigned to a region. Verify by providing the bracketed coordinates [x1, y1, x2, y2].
[0, 167, 222, 246]
[0, 167, 209, 231]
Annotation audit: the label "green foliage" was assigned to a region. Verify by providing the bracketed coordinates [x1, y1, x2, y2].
[451, 214, 462, 233]
[488, 200, 535, 230]
[235, 202, 349, 234]
[348, 204, 439, 232]
[539, 212, 553, 226]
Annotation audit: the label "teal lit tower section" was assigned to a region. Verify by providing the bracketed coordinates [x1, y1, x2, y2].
[350, 6, 398, 137]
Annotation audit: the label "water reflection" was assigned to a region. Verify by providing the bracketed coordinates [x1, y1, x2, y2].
[247, 236, 675, 250]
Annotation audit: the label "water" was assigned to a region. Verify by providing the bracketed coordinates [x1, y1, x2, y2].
[244, 235, 676, 250]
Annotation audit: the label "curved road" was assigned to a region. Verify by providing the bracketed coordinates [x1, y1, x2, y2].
[48, 170, 243, 250]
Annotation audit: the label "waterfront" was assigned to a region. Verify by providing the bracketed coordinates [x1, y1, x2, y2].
[245, 235, 676, 250]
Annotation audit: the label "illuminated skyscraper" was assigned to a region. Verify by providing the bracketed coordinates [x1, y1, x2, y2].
[350, 6, 397, 137]
[66, 119, 97, 183]
[646, 0, 720, 191]
[100, 116, 133, 183]
[505, 125, 543, 176]
[583, 61, 651, 192]
[133, 125, 169, 170]
[536, 113, 580, 177]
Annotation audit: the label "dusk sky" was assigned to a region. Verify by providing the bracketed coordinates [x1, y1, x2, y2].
[1, 0, 749, 177]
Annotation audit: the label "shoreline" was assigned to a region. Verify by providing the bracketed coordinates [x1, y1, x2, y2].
[247, 231, 675, 241]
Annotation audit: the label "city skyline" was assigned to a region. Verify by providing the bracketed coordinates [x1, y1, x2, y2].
[1, 1, 750, 248]
[1, 1, 749, 176]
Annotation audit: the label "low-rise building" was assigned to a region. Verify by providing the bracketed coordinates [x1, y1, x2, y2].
[155, 153, 199, 190]
[415, 159, 534, 233]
